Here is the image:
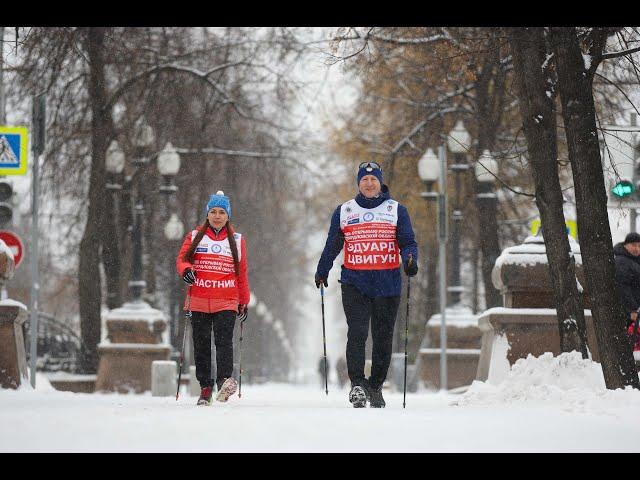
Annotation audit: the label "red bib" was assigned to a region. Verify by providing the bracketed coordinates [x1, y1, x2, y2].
[189, 230, 242, 300]
[340, 199, 400, 271]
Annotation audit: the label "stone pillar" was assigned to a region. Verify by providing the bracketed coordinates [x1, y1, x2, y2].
[490, 234, 587, 308]
[0, 303, 29, 389]
[152, 360, 177, 397]
[419, 304, 480, 390]
[0, 243, 26, 390]
[96, 301, 171, 393]
[476, 234, 594, 382]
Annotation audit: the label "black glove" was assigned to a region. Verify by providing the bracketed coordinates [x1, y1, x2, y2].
[404, 257, 418, 277]
[182, 268, 196, 285]
[315, 273, 328, 289]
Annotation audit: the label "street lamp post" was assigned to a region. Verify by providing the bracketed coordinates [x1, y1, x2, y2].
[416, 122, 476, 391]
[164, 212, 185, 349]
[129, 124, 155, 302]
[475, 149, 499, 225]
[105, 125, 182, 304]
[418, 145, 448, 391]
[96, 131, 182, 392]
[446, 121, 471, 306]
[158, 143, 183, 348]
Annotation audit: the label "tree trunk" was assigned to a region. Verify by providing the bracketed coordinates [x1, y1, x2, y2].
[473, 32, 506, 309]
[508, 27, 588, 357]
[78, 27, 109, 373]
[549, 27, 639, 389]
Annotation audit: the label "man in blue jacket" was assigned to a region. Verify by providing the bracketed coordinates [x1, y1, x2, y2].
[315, 162, 418, 408]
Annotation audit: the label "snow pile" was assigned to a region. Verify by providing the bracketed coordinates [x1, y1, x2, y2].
[1, 380, 639, 451]
[0, 298, 27, 310]
[16, 373, 57, 392]
[459, 351, 640, 411]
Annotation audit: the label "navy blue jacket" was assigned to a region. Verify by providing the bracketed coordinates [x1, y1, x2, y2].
[315, 185, 418, 298]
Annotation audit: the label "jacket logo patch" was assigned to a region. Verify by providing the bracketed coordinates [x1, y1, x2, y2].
[347, 218, 360, 225]
[211, 244, 222, 253]
[363, 212, 374, 222]
[196, 247, 208, 253]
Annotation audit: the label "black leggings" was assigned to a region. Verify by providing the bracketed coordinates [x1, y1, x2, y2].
[341, 283, 400, 390]
[191, 310, 236, 389]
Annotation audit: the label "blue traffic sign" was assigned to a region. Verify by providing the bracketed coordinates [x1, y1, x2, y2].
[0, 126, 28, 176]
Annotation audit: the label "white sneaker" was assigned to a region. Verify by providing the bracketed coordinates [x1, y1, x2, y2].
[216, 377, 238, 402]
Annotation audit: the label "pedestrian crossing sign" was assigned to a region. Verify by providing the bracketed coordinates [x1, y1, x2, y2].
[0, 126, 28, 176]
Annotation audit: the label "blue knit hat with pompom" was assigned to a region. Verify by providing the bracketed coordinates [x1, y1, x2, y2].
[204, 190, 231, 218]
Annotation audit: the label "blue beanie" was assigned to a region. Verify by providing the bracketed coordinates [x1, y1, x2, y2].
[204, 190, 231, 218]
[357, 163, 383, 186]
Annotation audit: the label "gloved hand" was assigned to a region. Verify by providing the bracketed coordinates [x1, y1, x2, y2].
[404, 255, 418, 277]
[315, 273, 328, 289]
[182, 268, 196, 285]
[237, 304, 248, 322]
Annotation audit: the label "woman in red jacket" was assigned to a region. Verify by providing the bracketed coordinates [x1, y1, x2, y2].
[176, 191, 250, 405]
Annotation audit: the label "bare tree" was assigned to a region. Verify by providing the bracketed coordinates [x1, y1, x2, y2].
[549, 26, 639, 389]
[507, 27, 588, 357]
[8, 27, 317, 377]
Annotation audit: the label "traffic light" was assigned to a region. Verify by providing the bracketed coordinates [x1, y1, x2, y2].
[602, 124, 639, 203]
[612, 180, 635, 198]
[0, 179, 13, 227]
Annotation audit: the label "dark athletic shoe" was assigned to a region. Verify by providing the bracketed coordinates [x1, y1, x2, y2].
[349, 380, 369, 408]
[197, 386, 213, 406]
[368, 385, 386, 408]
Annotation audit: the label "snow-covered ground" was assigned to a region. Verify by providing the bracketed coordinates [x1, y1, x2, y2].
[1, 352, 639, 453]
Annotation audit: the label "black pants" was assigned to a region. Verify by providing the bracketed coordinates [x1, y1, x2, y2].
[341, 283, 400, 390]
[191, 310, 236, 389]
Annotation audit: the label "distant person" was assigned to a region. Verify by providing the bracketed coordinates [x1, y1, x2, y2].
[336, 356, 348, 388]
[176, 191, 250, 406]
[315, 161, 418, 408]
[318, 356, 329, 389]
[613, 232, 640, 355]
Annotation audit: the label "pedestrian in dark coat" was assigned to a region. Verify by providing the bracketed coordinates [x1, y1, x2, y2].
[613, 232, 640, 353]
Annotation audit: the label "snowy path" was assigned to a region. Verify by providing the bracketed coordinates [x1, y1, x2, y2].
[1, 381, 639, 452]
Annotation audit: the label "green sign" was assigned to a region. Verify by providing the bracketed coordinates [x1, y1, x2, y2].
[612, 180, 635, 198]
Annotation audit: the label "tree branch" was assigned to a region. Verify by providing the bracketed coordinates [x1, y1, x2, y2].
[601, 45, 640, 60]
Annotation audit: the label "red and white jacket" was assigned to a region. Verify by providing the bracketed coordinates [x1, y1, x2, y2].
[176, 225, 250, 314]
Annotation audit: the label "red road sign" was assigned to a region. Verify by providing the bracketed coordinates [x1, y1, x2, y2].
[0, 230, 24, 267]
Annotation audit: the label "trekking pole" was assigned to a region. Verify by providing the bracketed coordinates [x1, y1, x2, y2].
[237, 309, 247, 398]
[633, 308, 640, 362]
[403, 255, 413, 409]
[176, 285, 192, 401]
[321, 284, 328, 395]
